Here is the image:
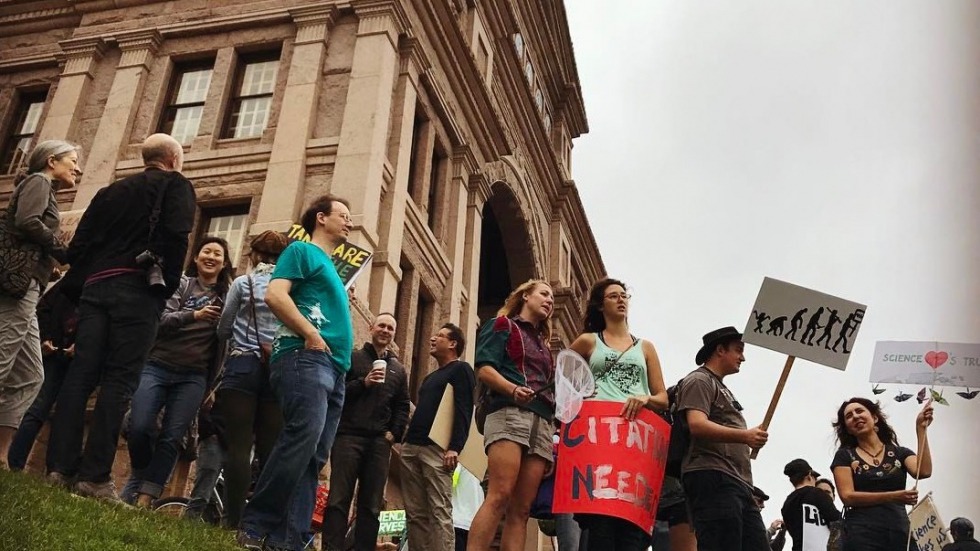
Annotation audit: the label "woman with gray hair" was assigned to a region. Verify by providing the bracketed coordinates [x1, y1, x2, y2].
[0, 139, 80, 468]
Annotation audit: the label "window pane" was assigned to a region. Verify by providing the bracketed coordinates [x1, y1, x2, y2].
[207, 213, 248, 267]
[174, 69, 212, 105]
[230, 96, 271, 139]
[525, 61, 533, 83]
[170, 106, 203, 145]
[241, 61, 278, 96]
[20, 102, 44, 135]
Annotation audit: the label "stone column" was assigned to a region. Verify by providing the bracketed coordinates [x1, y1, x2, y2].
[440, 146, 477, 327]
[330, 0, 406, 303]
[36, 37, 107, 143]
[72, 30, 161, 209]
[250, 6, 336, 237]
[366, 39, 426, 315]
[460, 172, 491, 357]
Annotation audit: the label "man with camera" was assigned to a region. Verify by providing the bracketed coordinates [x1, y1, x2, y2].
[45, 133, 196, 501]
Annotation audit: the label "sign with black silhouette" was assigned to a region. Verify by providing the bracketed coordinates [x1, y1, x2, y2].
[870, 341, 980, 393]
[285, 223, 372, 290]
[743, 277, 866, 371]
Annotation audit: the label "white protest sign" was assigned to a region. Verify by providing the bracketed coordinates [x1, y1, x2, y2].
[801, 503, 830, 551]
[871, 341, 980, 388]
[908, 494, 950, 551]
[743, 277, 867, 370]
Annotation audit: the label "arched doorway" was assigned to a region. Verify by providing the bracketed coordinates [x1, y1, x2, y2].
[477, 181, 537, 323]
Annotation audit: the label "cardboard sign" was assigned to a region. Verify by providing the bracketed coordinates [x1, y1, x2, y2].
[909, 494, 950, 551]
[870, 341, 980, 388]
[286, 223, 371, 290]
[428, 385, 488, 480]
[743, 277, 867, 370]
[377, 509, 406, 536]
[552, 401, 670, 534]
[801, 503, 830, 551]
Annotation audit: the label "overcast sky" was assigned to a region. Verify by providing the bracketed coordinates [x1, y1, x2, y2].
[565, 0, 980, 526]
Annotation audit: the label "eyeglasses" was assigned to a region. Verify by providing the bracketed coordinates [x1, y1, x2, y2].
[604, 293, 631, 301]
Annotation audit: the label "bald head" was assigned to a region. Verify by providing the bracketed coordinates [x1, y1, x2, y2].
[142, 133, 184, 172]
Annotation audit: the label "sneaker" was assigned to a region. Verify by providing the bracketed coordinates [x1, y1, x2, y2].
[73, 480, 124, 503]
[45, 471, 72, 489]
[235, 529, 264, 550]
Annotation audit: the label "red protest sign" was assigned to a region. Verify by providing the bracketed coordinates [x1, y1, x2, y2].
[552, 400, 670, 534]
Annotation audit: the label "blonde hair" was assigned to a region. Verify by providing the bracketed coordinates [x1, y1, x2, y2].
[496, 278, 553, 341]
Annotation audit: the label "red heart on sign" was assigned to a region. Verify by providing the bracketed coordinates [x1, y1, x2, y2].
[924, 351, 949, 370]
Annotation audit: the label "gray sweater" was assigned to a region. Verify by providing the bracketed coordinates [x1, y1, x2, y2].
[149, 275, 221, 375]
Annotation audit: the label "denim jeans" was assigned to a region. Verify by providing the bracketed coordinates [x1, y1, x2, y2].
[555, 513, 587, 551]
[127, 362, 207, 498]
[241, 349, 345, 551]
[185, 435, 224, 520]
[46, 274, 163, 482]
[682, 470, 769, 551]
[323, 434, 392, 551]
[7, 354, 71, 470]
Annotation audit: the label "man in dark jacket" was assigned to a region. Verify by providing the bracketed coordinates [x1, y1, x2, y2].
[323, 312, 410, 551]
[945, 518, 980, 551]
[45, 133, 196, 501]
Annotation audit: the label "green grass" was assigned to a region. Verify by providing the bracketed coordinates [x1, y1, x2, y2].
[0, 469, 242, 551]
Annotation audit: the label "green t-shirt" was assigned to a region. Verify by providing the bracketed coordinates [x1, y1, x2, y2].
[588, 334, 649, 402]
[270, 241, 353, 371]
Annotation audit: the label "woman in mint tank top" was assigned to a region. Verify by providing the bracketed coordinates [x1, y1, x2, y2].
[567, 278, 672, 551]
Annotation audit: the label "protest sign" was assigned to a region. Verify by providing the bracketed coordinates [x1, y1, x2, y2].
[743, 277, 867, 371]
[552, 400, 670, 534]
[286, 223, 371, 290]
[377, 510, 406, 536]
[871, 341, 980, 389]
[908, 494, 950, 551]
[428, 385, 487, 480]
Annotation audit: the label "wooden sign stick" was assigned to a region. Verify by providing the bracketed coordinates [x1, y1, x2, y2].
[751, 355, 795, 459]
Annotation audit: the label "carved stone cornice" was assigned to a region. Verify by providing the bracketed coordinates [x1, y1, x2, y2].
[57, 36, 107, 77]
[288, 4, 338, 46]
[398, 36, 431, 81]
[115, 29, 162, 70]
[352, 0, 410, 49]
[467, 172, 491, 206]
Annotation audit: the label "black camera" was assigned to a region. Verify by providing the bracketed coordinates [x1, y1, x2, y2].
[135, 250, 166, 291]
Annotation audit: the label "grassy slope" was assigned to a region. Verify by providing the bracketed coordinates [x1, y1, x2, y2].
[0, 470, 241, 551]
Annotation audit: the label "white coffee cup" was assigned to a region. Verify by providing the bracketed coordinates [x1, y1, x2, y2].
[372, 359, 387, 383]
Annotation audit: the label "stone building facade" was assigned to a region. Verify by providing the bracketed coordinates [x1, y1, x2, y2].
[1, 0, 603, 544]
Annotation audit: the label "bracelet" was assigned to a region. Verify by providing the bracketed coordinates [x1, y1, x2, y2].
[512, 385, 520, 399]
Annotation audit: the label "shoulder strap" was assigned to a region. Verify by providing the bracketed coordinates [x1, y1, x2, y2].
[147, 178, 168, 244]
[506, 317, 527, 380]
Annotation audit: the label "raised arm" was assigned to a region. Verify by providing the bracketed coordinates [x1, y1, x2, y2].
[904, 401, 934, 479]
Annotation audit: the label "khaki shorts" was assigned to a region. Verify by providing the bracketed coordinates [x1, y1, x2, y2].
[483, 406, 553, 462]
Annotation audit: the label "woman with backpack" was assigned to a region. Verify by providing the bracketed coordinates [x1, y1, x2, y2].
[467, 279, 556, 551]
[212, 230, 288, 529]
[567, 277, 683, 551]
[126, 236, 233, 508]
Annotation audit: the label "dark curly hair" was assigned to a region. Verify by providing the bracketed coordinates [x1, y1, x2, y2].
[833, 397, 899, 448]
[583, 278, 628, 333]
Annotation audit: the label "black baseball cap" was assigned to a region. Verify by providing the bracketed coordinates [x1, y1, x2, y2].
[784, 458, 821, 480]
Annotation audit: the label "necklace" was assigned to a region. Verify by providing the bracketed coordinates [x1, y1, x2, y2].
[857, 443, 885, 466]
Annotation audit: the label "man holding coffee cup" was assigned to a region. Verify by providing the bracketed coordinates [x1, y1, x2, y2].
[324, 313, 410, 551]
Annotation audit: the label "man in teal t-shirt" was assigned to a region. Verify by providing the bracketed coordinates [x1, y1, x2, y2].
[239, 194, 354, 551]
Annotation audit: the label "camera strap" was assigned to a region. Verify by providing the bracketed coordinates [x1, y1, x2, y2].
[146, 180, 167, 249]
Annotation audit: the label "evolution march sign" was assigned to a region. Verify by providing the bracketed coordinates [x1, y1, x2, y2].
[743, 277, 866, 371]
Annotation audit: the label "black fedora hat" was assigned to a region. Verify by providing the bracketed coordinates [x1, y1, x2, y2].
[695, 326, 743, 365]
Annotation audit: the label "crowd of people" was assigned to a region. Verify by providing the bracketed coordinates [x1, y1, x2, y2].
[0, 134, 967, 551]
